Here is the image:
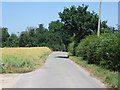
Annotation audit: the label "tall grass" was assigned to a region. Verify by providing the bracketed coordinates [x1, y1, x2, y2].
[0, 47, 52, 73]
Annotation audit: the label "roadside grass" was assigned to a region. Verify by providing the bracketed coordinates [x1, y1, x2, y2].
[0, 47, 52, 73]
[69, 55, 119, 89]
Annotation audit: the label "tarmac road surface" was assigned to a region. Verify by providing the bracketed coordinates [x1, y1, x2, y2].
[14, 52, 106, 88]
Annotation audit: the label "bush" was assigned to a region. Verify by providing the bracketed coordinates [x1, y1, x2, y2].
[76, 33, 120, 71]
[68, 41, 75, 55]
[76, 35, 97, 60]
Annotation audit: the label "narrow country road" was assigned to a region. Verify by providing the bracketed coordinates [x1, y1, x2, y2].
[14, 52, 106, 88]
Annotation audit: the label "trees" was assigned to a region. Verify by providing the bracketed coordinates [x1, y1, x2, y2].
[27, 27, 36, 47]
[17, 24, 67, 51]
[1, 4, 115, 52]
[43, 31, 65, 51]
[48, 20, 71, 51]
[7, 34, 19, 47]
[0, 28, 2, 47]
[59, 5, 109, 54]
[36, 24, 47, 34]
[59, 5, 108, 43]
[35, 24, 47, 46]
[1, 28, 10, 47]
[48, 20, 64, 32]
[19, 31, 29, 47]
[1, 28, 10, 42]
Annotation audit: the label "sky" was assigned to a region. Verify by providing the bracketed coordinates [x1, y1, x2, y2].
[1, 1, 118, 34]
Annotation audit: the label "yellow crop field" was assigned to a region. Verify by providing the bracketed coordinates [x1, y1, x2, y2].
[0, 47, 52, 73]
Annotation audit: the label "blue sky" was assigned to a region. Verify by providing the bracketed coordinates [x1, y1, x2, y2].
[2, 2, 118, 34]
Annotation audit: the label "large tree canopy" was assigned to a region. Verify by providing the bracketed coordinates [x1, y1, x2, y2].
[59, 5, 107, 43]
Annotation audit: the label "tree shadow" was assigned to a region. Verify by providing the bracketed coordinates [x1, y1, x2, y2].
[56, 56, 69, 58]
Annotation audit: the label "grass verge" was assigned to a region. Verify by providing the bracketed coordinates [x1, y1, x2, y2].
[69, 55, 119, 89]
[0, 47, 52, 73]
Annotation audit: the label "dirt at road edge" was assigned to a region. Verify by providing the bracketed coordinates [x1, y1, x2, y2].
[0, 74, 22, 88]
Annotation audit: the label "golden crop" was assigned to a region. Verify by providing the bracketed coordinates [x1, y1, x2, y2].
[0, 47, 52, 73]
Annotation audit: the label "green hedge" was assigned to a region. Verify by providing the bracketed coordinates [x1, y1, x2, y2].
[68, 41, 75, 55]
[75, 33, 120, 71]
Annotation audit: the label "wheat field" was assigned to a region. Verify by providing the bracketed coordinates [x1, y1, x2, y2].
[0, 47, 52, 73]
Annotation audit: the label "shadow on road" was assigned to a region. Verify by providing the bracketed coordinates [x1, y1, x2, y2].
[55, 56, 69, 58]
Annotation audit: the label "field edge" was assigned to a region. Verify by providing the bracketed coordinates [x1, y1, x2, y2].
[1, 47, 52, 74]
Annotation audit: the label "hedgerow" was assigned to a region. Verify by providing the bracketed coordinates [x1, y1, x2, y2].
[75, 33, 120, 71]
[68, 41, 75, 55]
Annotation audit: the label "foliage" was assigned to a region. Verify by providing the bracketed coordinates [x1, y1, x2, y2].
[75, 35, 96, 60]
[48, 20, 71, 51]
[42, 31, 66, 51]
[75, 33, 120, 71]
[48, 20, 64, 32]
[1, 4, 117, 52]
[0, 47, 52, 73]
[0, 27, 10, 47]
[19, 31, 30, 47]
[1, 23, 68, 51]
[1, 5, 113, 52]
[7, 34, 19, 47]
[59, 5, 108, 44]
[0, 28, 2, 47]
[68, 41, 75, 55]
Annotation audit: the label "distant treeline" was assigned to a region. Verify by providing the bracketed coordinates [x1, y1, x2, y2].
[0, 23, 69, 51]
[0, 4, 119, 51]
